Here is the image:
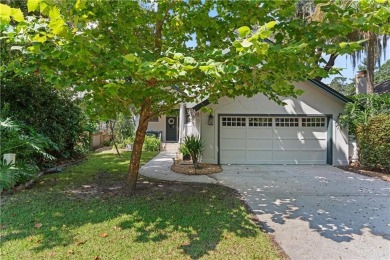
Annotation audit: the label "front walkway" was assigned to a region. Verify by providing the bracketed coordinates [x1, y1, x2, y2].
[140, 152, 390, 260]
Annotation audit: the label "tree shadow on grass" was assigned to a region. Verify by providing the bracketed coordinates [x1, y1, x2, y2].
[1, 180, 260, 259]
[118, 184, 259, 258]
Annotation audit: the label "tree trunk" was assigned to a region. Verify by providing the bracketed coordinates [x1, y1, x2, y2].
[127, 99, 152, 192]
[316, 53, 338, 81]
[109, 119, 121, 157]
[366, 31, 376, 94]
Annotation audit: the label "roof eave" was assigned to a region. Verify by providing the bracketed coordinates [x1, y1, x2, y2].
[307, 79, 352, 103]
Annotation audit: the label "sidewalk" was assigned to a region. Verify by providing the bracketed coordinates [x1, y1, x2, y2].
[139, 152, 218, 184]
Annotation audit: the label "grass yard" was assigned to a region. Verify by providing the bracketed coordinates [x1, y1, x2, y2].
[1, 151, 284, 259]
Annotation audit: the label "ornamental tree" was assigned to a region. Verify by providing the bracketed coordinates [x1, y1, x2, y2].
[1, 0, 388, 192]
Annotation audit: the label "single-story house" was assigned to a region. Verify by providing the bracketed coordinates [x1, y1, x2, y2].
[148, 79, 351, 166]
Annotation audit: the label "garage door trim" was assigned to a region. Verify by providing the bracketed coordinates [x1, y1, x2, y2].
[217, 114, 333, 165]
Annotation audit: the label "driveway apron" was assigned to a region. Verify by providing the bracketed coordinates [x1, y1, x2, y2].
[140, 152, 390, 259]
[211, 165, 390, 260]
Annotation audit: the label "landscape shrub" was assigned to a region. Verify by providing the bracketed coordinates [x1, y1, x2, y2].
[119, 137, 134, 149]
[0, 118, 54, 191]
[183, 135, 205, 168]
[1, 75, 89, 161]
[114, 113, 135, 144]
[142, 136, 161, 152]
[339, 93, 390, 134]
[356, 114, 390, 171]
[178, 144, 191, 160]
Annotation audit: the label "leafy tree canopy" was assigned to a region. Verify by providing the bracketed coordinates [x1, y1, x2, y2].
[375, 59, 390, 84]
[329, 76, 355, 96]
[1, 0, 389, 191]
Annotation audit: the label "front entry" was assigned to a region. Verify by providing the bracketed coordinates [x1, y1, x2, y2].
[166, 116, 178, 142]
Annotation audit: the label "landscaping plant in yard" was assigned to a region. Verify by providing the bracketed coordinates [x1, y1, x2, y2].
[340, 93, 390, 173]
[0, 151, 285, 260]
[0, 118, 55, 191]
[183, 135, 205, 169]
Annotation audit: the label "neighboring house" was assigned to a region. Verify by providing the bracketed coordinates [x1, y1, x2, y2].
[355, 70, 390, 94]
[148, 79, 351, 166]
[374, 80, 390, 94]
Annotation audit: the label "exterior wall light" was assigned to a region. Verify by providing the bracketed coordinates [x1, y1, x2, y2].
[208, 114, 214, 125]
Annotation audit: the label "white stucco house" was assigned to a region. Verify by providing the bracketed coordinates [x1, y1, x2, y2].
[147, 79, 351, 166]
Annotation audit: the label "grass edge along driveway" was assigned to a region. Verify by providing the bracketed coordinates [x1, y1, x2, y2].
[1, 151, 285, 259]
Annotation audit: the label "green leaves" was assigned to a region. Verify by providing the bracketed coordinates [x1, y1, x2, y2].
[237, 26, 251, 38]
[0, 4, 12, 23]
[265, 21, 277, 29]
[32, 34, 47, 43]
[11, 7, 24, 22]
[240, 39, 253, 48]
[338, 39, 366, 55]
[0, 4, 24, 23]
[75, 0, 87, 11]
[123, 54, 141, 63]
[27, 0, 40, 13]
[103, 83, 121, 96]
[48, 6, 65, 35]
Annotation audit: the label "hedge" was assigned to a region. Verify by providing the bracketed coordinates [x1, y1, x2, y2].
[356, 114, 390, 171]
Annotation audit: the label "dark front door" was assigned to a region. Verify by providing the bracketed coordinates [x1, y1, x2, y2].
[166, 116, 178, 142]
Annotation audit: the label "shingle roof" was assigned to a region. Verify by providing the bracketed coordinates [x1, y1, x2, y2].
[374, 80, 390, 94]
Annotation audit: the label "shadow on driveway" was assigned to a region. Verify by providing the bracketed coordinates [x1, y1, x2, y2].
[211, 165, 390, 259]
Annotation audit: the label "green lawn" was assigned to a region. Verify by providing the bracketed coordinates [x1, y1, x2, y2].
[1, 151, 284, 259]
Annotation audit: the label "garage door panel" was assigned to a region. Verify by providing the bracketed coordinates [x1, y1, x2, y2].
[247, 139, 273, 150]
[273, 151, 300, 162]
[246, 151, 273, 162]
[301, 139, 326, 150]
[220, 151, 246, 164]
[220, 138, 246, 149]
[301, 130, 326, 139]
[273, 129, 300, 138]
[247, 128, 273, 138]
[301, 151, 326, 163]
[273, 139, 302, 150]
[220, 128, 245, 137]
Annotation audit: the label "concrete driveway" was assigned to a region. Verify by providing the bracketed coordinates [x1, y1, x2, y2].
[140, 152, 390, 259]
[211, 165, 390, 260]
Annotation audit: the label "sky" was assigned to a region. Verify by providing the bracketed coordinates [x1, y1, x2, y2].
[322, 44, 390, 84]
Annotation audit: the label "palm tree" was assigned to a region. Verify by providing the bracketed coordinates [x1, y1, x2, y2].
[296, 0, 389, 93]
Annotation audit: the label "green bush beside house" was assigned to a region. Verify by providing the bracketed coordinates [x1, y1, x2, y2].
[340, 94, 390, 171]
[356, 114, 390, 171]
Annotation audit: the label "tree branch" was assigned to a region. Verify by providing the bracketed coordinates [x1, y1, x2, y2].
[155, 2, 172, 53]
[316, 53, 338, 81]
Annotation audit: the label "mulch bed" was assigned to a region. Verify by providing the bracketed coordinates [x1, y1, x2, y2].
[338, 165, 390, 182]
[171, 160, 223, 175]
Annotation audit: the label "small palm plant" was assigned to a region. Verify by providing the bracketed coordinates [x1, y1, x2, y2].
[183, 135, 205, 169]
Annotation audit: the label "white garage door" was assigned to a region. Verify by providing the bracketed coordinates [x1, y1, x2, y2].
[220, 116, 327, 164]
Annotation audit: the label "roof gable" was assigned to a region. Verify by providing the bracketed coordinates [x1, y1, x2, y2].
[192, 79, 351, 111]
[307, 79, 351, 103]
